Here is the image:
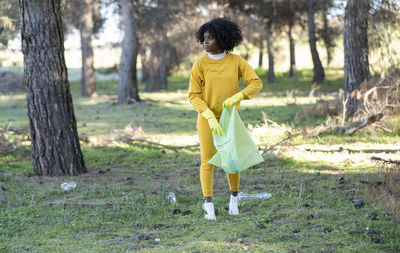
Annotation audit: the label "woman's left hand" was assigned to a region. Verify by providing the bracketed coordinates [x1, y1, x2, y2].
[223, 92, 244, 107]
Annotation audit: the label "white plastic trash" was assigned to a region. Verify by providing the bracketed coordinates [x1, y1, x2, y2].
[238, 192, 272, 201]
[167, 192, 176, 203]
[61, 181, 76, 191]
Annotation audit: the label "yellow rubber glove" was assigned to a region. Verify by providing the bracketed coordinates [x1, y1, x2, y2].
[223, 92, 244, 107]
[201, 108, 223, 136]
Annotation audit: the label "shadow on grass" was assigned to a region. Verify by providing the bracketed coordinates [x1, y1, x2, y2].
[253, 68, 344, 96]
[239, 104, 325, 127]
[304, 147, 400, 154]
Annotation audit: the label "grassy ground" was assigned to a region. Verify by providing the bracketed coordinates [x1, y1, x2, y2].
[0, 69, 399, 252]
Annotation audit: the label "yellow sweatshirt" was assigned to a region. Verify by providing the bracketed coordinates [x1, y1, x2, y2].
[189, 53, 263, 117]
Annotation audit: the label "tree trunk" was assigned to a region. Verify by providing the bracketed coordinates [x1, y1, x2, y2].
[145, 43, 161, 91]
[140, 46, 150, 83]
[118, 0, 140, 103]
[288, 18, 297, 77]
[159, 31, 168, 90]
[159, 42, 167, 90]
[19, 0, 86, 176]
[157, 0, 168, 90]
[323, 8, 332, 67]
[344, 0, 370, 116]
[79, 0, 96, 97]
[266, 22, 275, 83]
[258, 40, 263, 68]
[308, 0, 325, 83]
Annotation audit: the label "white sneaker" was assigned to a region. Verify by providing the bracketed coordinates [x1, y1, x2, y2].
[202, 201, 216, 220]
[228, 195, 239, 216]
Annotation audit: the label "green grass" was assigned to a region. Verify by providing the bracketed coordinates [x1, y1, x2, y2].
[0, 69, 399, 252]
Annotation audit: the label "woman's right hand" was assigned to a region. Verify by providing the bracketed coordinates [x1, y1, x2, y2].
[201, 108, 223, 136]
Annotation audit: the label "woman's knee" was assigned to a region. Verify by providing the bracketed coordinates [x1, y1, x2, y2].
[200, 162, 214, 172]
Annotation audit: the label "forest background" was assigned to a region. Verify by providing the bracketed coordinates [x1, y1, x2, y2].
[0, 0, 400, 252]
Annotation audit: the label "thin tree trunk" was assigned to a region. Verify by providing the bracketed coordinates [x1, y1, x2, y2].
[159, 42, 167, 90]
[140, 46, 150, 82]
[158, 0, 168, 90]
[258, 40, 263, 68]
[266, 23, 275, 83]
[288, 0, 296, 77]
[308, 0, 325, 83]
[344, 0, 370, 116]
[323, 8, 332, 67]
[145, 44, 160, 91]
[79, 0, 96, 97]
[118, 0, 140, 103]
[19, 0, 86, 176]
[159, 30, 167, 90]
[288, 24, 296, 77]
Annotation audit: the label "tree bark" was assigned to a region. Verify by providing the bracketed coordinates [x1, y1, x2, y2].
[118, 0, 140, 103]
[258, 40, 263, 68]
[140, 46, 150, 83]
[266, 22, 275, 83]
[322, 8, 332, 67]
[145, 44, 160, 91]
[159, 30, 168, 90]
[157, 0, 168, 90]
[307, 0, 325, 83]
[344, 0, 370, 116]
[288, 0, 296, 77]
[79, 0, 96, 97]
[288, 18, 297, 77]
[19, 0, 86, 176]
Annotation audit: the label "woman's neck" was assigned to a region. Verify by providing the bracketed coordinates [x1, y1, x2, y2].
[208, 51, 226, 60]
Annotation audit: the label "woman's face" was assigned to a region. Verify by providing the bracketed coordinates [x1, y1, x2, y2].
[203, 31, 223, 54]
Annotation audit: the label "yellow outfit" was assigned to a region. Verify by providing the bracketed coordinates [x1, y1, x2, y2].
[189, 53, 263, 197]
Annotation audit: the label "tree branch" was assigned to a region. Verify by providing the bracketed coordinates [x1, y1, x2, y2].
[371, 156, 400, 166]
[345, 113, 383, 135]
[262, 132, 302, 155]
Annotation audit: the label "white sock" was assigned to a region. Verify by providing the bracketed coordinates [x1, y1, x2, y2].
[202, 201, 216, 220]
[229, 195, 239, 216]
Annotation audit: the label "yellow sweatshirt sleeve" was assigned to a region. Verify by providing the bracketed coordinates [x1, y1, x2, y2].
[188, 61, 208, 113]
[238, 57, 263, 99]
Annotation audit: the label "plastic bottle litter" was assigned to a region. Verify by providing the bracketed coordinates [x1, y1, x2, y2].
[61, 181, 77, 191]
[238, 192, 272, 201]
[167, 192, 176, 203]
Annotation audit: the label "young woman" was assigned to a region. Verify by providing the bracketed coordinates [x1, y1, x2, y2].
[189, 18, 263, 220]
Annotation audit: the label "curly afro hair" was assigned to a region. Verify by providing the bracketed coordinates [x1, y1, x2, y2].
[196, 18, 243, 52]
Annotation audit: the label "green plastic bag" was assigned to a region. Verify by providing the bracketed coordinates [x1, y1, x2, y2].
[208, 106, 264, 174]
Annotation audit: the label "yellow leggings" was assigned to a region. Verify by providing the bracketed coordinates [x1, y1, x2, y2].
[197, 113, 240, 197]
